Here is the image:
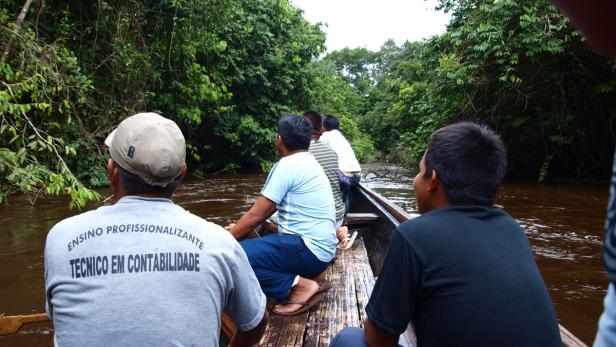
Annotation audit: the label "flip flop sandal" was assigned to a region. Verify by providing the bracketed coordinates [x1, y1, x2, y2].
[340, 231, 358, 250]
[272, 293, 323, 316]
[316, 284, 331, 295]
[269, 285, 329, 306]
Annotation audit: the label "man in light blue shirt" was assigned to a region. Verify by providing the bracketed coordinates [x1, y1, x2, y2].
[227, 115, 337, 316]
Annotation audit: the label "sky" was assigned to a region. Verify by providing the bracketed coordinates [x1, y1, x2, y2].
[290, 0, 451, 52]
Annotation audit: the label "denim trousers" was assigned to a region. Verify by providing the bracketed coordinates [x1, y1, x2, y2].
[340, 174, 361, 212]
[240, 233, 330, 301]
[595, 283, 616, 346]
[329, 327, 403, 347]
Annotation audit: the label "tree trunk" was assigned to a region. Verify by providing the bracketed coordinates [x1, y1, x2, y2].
[1, 0, 34, 65]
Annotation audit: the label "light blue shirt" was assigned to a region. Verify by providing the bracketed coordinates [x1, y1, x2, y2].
[261, 152, 337, 262]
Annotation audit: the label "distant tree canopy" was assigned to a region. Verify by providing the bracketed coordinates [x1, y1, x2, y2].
[1, 0, 615, 207]
[354, 0, 616, 181]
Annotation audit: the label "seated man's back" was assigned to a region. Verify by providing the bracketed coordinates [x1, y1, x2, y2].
[46, 198, 264, 346]
[367, 205, 561, 346]
[320, 115, 361, 175]
[330, 121, 560, 347]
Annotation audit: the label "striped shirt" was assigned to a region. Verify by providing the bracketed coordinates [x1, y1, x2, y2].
[310, 139, 345, 223]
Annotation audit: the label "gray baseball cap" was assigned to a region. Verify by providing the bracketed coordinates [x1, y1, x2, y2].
[105, 112, 186, 187]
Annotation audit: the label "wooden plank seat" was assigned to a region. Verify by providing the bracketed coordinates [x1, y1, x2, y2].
[344, 213, 379, 226]
[258, 236, 416, 347]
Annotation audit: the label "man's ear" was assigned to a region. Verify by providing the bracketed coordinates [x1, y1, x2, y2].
[275, 135, 287, 155]
[107, 158, 120, 189]
[180, 163, 187, 180]
[428, 169, 439, 192]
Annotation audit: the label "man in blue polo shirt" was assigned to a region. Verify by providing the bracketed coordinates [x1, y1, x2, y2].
[227, 115, 337, 316]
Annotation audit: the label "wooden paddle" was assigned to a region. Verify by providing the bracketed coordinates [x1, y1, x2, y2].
[0, 313, 49, 335]
[0, 312, 238, 341]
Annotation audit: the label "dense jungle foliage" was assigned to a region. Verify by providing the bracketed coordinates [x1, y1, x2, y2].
[1, 0, 615, 207]
[0, 0, 373, 207]
[337, 0, 616, 181]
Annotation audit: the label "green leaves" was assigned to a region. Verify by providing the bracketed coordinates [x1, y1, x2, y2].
[0, 9, 99, 208]
[0, 0, 332, 204]
[2, 0, 610, 204]
[354, 0, 616, 180]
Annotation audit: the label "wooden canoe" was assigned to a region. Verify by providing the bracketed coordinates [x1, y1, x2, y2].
[349, 182, 587, 347]
[222, 182, 587, 346]
[1, 183, 588, 347]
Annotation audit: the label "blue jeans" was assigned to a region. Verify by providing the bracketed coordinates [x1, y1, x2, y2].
[329, 327, 403, 347]
[595, 283, 616, 346]
[330, 327, 368, 347]
[240, 233, 330, 302]
[340, 174, 361, 212]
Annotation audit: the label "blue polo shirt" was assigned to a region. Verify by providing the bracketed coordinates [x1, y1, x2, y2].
[261, 151, 337, 262]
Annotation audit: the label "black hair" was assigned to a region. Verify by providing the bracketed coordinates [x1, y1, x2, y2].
[423, 121, 507, 205]
[303, 110, 322, 136]
[278, 115, 311, 151]
[118, 165, 182, 199]
[322, 115, 340, 131]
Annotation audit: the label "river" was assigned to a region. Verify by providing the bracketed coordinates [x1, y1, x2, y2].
[0, 171, 608, 345]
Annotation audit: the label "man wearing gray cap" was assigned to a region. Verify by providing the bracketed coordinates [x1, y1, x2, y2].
[44, 112, 268, 346]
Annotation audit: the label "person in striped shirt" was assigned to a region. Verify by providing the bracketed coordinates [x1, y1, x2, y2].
[303, 111, 350, 247]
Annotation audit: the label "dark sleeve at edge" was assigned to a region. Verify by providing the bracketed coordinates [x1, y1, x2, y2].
[365, 228, 420, 335]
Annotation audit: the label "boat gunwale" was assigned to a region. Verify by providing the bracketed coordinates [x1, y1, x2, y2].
[353, 182, 587, 347]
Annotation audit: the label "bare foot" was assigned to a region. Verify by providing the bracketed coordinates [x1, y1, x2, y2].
[274, 277, 319, 314]
[336, 226, 349, 249]
[337, 225, 348, 236]
[310, 271, 326, 282]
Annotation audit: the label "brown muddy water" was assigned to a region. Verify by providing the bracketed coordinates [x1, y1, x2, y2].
[0, 172, 609, 345]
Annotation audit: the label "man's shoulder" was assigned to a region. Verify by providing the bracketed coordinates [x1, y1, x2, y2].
[330, 130, 350, 143]
[281, 152, 322, 171]
[396, 211, 443, 235]
[45, 206, 113, 253]
[309, 140, 331, 151]
[187, 214, 235, 241]
[46, 201, 232, 243]
[310, 141, 337, 159]
[161, 207, 236, 245]
[48, 206, 108, 237]
[397, 206, 518, 239]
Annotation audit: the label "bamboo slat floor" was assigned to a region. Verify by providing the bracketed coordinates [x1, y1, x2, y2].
[259, 236, 417, 347]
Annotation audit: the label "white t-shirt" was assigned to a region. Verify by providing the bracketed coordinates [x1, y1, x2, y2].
[321, 130, 361, 173]
[261, 151, 337, 262]
[45, 196, 266, 347]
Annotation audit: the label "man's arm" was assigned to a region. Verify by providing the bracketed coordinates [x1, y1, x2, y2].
[228, 195, 277, 239]
[363, 230, 419, 345]
[229, 311, 269, 347]
[364, 319, 399, 347]
[261, 221, 278, 233]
